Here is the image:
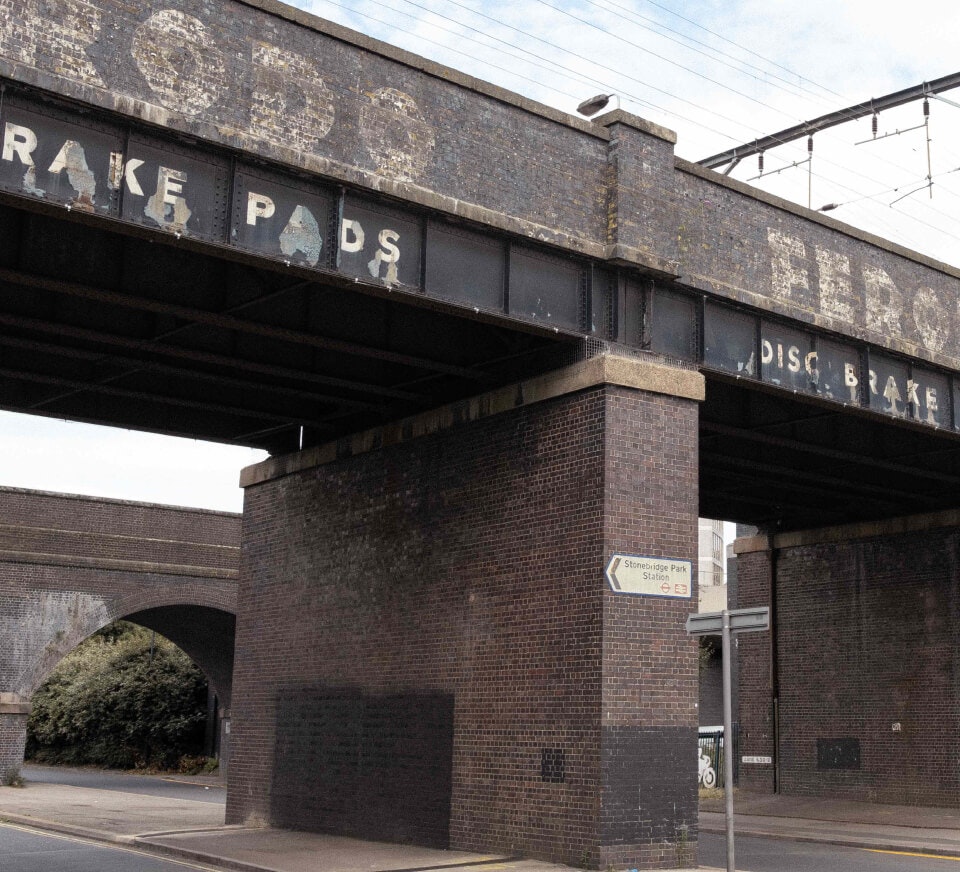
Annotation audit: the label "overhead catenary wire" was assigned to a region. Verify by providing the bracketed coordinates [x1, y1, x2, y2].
[301, 0, 960, 265]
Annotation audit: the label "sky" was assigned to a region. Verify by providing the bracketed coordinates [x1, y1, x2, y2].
[2, 0, 959, 512]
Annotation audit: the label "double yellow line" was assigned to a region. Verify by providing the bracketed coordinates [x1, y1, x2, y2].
[868, 849, 960, 862]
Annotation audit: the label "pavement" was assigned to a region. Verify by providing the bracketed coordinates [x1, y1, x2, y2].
[699, 790, 960, 857]
[6, 769, 960, 872]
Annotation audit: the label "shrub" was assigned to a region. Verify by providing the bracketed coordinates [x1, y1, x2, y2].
[27, 621, 208, 770]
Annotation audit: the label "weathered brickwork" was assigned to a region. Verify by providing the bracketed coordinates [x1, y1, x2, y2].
[736, 519, 960, 805]
[677, 163, 960, 370]
[3, 0, 960, 372]
[599, 388, 700, 866]
[0, 487, 241, 775]
[229, 376, 700, 868]
[0, 712, 28, 781]
[732, 542, 776, 792]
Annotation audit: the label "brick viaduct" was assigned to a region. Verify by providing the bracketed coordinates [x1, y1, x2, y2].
[2, 0, 960, 868]
[0, 488, 240, 778]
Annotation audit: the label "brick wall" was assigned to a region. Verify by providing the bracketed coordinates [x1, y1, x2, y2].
[736, 519, 960, 805]
[599, 387, 700, 868]
[0, 712, 27, 781]
[732, 541, 776, 792]
[229, 371, 700, 869]
[0, 487, 240, 774]
[775, 524, 960, 804]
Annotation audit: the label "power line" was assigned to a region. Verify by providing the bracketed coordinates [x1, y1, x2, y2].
[698, 71, 960, 170]
[299, 0, 960, 266]
[584, 0, 841, 109]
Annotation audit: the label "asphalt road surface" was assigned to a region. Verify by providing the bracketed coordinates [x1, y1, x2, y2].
[21, 764, 225, 803]
[0, 824, 219, 872]
[700, 832, 960, 871]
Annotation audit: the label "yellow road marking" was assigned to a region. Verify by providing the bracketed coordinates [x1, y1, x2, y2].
[868, 848, 960, 862]
[0, 821, 221, 870]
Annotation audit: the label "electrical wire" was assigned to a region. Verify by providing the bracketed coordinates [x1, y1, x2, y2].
[583, 0, 843, 110]
[299, 0, 960, 265]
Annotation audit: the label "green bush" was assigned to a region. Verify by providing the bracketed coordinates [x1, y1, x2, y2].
[27, 621, 208, 770]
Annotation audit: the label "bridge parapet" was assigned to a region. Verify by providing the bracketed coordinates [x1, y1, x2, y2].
[1, 0, 959, 382]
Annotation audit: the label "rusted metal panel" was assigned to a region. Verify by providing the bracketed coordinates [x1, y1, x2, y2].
[0, 101, 123, 214]
[233, 168, 335, 269]
[121, 135, 230, 242]
[339, 194, 422, 289]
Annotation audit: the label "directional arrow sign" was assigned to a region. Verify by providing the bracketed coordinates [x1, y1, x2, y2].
[685, 607, 770, 636]
[605, 554, 692, 598]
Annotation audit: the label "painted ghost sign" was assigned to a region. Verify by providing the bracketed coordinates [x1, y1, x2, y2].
[0, 1, 434, 186]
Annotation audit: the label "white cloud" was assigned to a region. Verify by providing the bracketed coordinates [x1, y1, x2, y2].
[0, 411, 265, 512]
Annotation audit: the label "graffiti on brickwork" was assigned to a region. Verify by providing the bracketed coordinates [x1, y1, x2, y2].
[0, 3, 435, 183]
[767, 228, 958, 359]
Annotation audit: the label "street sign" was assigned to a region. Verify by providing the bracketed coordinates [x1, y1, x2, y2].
[605, 554, 692, 598]
[685, 606, 770, 636]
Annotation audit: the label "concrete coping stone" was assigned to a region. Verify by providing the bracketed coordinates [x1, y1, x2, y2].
[240, 353, 705, 488]
[0, 693, 31, 715]
[734, 507, 960, 554]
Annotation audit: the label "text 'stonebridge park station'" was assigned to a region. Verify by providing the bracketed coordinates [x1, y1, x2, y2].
[3, 1, 960, 868]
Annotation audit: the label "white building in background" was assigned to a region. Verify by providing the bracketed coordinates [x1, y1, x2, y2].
[698, 517, 727, 613]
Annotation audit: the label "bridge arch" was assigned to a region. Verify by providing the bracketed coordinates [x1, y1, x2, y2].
[0, 487, 240, 780]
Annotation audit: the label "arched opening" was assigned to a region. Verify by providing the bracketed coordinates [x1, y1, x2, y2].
[25, 606, 235, 775]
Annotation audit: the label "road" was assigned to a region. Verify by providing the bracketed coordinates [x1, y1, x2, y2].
[8, 767, 960, 871]
[0, 823, 220, 872]
[700, 832, 960, 871]
[21, 764, 225, 803]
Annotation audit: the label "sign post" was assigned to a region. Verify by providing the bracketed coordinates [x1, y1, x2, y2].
[686, 607, 770, 872]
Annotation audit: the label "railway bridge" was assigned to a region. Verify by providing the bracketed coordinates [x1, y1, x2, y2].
[1, 0, 960, 867]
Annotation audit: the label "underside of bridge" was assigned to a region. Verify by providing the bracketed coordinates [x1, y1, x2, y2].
[3, 194, 959, 533]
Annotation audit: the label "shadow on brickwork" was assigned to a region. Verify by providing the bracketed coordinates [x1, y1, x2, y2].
[271, 688, 454, 848]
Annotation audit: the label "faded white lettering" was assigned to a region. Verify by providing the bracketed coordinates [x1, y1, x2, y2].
[2, 123, 38, 165]
[124, 159, 145, 197]
[131, 10, 226, 116]
[246, 192, 276, 225]
[913, 286, 951, 353]
[926, 387, 939, 425]
[46, 139, 96, 208]
[145, 166, 191, 232]
[359, 88, 435, 182]
[367, 228, 401, 285]
[815, 247, 855, 322]
[863, 265, 904, 337]
[340, 219, 364, 253]
[767, 228, 809, 303]
[883, 375, 902, 415]
[279, 205, 322, 266]
[250, 43, 334, 153]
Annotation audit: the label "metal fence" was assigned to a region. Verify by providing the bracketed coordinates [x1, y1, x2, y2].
[698, 727, 724, 788]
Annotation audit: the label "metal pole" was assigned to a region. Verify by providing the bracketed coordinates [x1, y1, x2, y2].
[722, 609, 735, 872]
[697, 70, 960, 171]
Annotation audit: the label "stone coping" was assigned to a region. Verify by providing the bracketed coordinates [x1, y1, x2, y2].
[241, 354, 704, 488]
[734, 507, 960, 553]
